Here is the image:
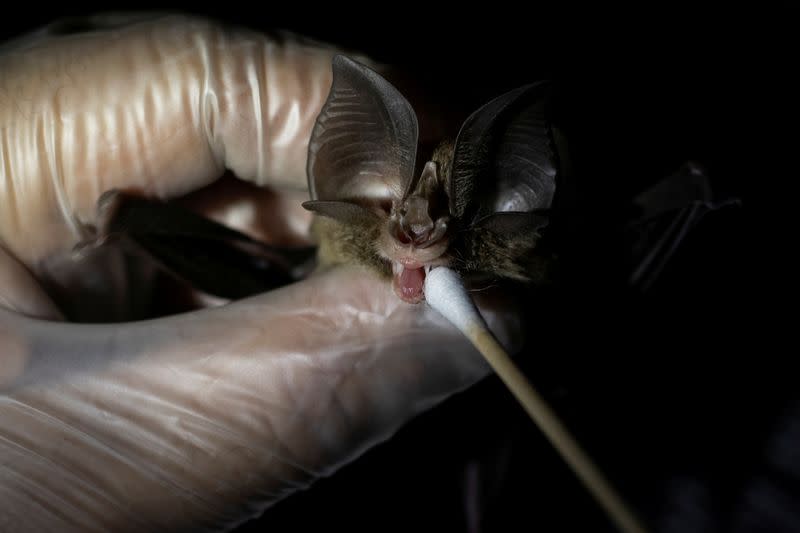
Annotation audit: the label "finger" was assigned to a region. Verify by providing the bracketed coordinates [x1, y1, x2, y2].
[0, 14, 350, 270]
[0, 245, 63, 319]
[0, 266, 518, 531]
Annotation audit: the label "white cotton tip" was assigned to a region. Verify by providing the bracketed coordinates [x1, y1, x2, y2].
[424, 267, 485, 335]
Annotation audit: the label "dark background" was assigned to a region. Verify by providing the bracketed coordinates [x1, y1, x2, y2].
[1, 5, 789, 532]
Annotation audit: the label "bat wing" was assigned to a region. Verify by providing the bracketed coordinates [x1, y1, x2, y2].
[90, 191, 316, 300]
[628, 162, 741, 291]
[304, 55, 418, 221]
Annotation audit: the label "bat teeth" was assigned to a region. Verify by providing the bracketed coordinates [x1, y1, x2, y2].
[392, 261, 404, 276]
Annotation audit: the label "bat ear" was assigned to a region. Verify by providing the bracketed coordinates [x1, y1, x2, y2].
[450, 82, 558, 223]
[306, 55, 419, 207]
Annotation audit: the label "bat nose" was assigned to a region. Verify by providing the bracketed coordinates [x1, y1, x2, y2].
[399, 197, 435, 244]
[393, 221, 432, 245]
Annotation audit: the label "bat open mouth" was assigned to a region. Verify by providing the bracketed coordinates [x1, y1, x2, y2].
[392, 261, 431, 304]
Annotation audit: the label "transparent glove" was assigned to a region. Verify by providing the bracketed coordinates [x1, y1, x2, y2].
[0, 14, 519, 532]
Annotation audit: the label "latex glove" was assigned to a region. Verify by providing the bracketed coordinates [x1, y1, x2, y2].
[0, 14, 519, 532]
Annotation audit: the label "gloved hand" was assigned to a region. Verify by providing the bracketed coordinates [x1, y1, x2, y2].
[0, 14, 520, 532]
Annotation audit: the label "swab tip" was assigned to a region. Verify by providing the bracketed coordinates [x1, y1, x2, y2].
[424, 267, 484, 335]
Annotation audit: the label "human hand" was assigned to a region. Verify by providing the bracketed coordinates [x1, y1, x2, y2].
[0, 14, 520, 532]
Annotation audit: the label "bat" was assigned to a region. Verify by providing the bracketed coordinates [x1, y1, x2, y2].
[302, 55, 559, 303]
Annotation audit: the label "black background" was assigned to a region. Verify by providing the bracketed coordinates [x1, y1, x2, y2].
[0, 5, 790, 532]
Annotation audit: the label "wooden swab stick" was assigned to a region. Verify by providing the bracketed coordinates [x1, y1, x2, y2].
[424, 267, 649, 533]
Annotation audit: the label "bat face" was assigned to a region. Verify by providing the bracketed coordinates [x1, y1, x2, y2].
[378, 148, 453, 303]
[304, 56, 558, 303]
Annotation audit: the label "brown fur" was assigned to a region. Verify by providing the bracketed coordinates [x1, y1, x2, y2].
[310, 216, 391, 278]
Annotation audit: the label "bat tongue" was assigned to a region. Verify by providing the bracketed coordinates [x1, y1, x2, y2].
[395, 266, 426, 304]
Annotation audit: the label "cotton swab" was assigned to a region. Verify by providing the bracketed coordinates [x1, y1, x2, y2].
[424, 267, 649, 533]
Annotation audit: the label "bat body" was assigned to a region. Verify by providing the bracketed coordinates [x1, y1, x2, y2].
[96, 56, 560, 307]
